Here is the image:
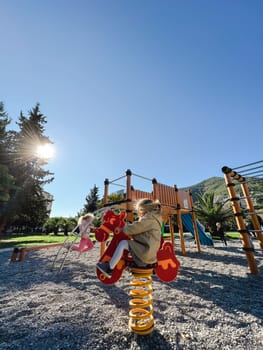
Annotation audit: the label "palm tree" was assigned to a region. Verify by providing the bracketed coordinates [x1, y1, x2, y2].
[59, 217, 77, 236]
[194, 192, 233, 234]
[43, 217, 61, 235]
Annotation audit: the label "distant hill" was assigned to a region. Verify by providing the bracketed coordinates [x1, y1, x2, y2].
[180, 176, 263, 204]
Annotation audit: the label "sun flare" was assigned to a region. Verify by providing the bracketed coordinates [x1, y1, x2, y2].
[35, 143, 55, 160]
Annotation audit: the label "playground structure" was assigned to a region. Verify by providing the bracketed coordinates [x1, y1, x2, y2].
[99, 169, 213, 257]
[94, 169, 212, 334]
[222, 161, 263, 275]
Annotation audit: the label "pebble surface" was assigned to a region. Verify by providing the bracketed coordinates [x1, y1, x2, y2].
[0, 239, 263, 350]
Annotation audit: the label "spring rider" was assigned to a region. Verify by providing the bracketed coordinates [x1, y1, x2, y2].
[94, 210, 180, 335]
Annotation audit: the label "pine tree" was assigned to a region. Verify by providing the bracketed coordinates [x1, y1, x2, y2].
[0, 101, 11, 164]
[82, 185, 100, 213]
[7, 103, 54, 230]
[0, 102, 15, 230]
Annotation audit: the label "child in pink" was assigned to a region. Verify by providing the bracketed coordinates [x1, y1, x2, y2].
[71, 213, 94, 255]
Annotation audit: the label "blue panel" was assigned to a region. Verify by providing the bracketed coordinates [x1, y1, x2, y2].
[181, 213, 214, 246]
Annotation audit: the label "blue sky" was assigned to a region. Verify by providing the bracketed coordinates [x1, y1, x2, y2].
[1, 1, 263, 217]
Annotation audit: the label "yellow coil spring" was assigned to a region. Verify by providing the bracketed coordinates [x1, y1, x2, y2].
[129, 267, 154, 335]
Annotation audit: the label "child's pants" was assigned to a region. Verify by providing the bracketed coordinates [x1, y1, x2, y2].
[72, 238, 94, 252]
[109, 240, 129, 269]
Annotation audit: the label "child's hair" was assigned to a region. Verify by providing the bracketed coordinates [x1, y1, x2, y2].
[135, 198, 161, 214]
[78, 213, 94, 225]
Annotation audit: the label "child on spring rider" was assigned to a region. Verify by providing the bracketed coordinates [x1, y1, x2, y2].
[96, 198, 162, 278]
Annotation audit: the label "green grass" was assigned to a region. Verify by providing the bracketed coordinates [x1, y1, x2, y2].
[0, 233, 96, 250]
[0, 232, 240, 250]
[226, 232, 240, 239]
[0, 234, 67, 249]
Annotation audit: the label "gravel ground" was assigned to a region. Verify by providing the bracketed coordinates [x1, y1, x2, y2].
[0, 238, 263, 350]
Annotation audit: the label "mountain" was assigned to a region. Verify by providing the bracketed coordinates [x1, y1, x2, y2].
[180, 176, 263, 204]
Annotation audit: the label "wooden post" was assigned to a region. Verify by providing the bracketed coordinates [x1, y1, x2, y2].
[126, 169, 134, 223]
[152, 178, 158, 200]
[175, 186, 186, 255]
[168, 215, 175, 251]
[189, 191, 201, 253]
[100, 178, 109, 256]
[241, 182, 263, 249]
[222, 167, 258, 274]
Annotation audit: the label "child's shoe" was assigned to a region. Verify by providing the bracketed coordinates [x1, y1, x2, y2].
[96, 262, 113, 278]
